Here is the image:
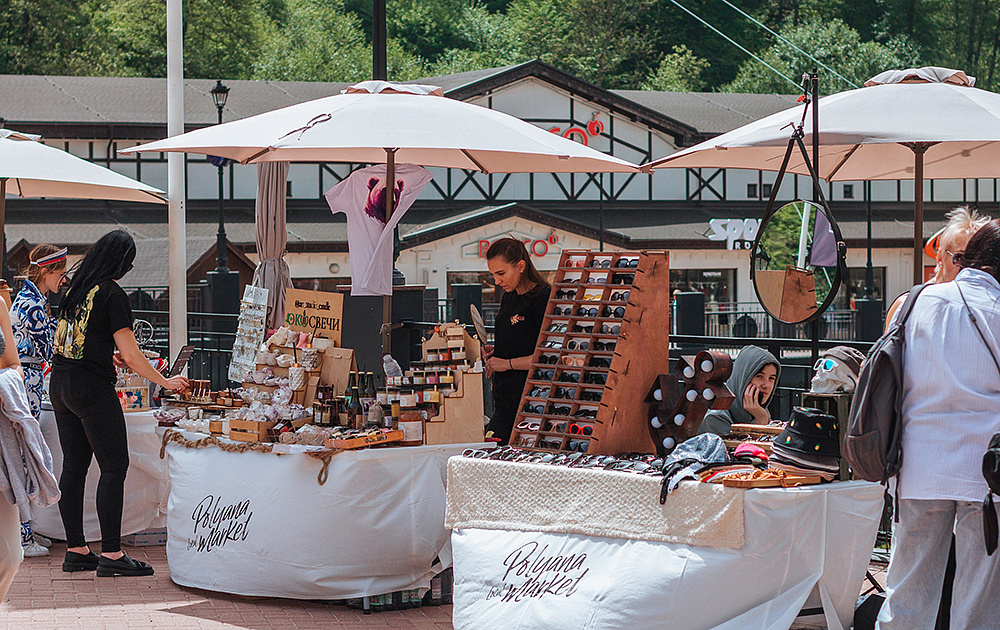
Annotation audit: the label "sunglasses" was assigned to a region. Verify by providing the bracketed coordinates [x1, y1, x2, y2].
[572, 324, 594, 333]
[583, 293, 603, 301]
[544, 420, 567, 432]
[602, 306, 626, 318]
[574, 408, 598, 419]
[516, 421, 540, 431]
[947, 249, 965, 265]
[514, 434, 538, 448]
[548, 323, 568, 333]
[589, 259, 612, 268]
[568, 440, 590, 453]
[463, 448, 491, 458]
[589, 357, 611, 368]
[522, 403, 545, 414]
[533, 369, 554, 380]
[544, 340, 564, 349]
[566, 258, 586, 268]
[583, 373, 607, 385]
[611, 291, 630, 302]
[567, 339, 590, 350]
[615, 258, 639, 268]
[562, 277, 581, 284]
[586, 276, 607, 284]
[539, 438, 564, 449]
[558, 372, 580, 383]
[539, 354, 559, 365]
[529, 386, 550, 398]
[554, 387, 576, 399]
[594, 341, 617, 352]
[561, 355, 585, 367]
[813, 358, 838, 371]
[580, 390, 602, 401]
[549, 405, 572, 416]
[555, 289, 577, 300]
[553, 305, 574, 316]
[577, 307, 599, 317]
[569, 423, 594, 436]
[600, 323, 621, 335]
[611, 273, 634, 285]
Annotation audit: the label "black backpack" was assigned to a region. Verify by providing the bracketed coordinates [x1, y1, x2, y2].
[983, 433, 1000, 554]
[844, 284, 928, 485]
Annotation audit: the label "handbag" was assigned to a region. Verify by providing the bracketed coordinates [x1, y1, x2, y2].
[955, 282, 1000, 555]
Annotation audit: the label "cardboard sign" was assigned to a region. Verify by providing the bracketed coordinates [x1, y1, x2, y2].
[283, 289, 344, 347]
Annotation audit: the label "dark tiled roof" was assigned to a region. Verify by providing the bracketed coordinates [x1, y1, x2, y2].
[611, 90, 800, 135]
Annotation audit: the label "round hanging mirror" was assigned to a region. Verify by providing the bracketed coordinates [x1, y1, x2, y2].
[750, 200, 846, 325]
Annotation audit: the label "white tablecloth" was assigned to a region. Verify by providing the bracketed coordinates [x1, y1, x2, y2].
[164, 437, 482, 599]
[30, 408, 168, 541]
[449, 468, 883, 630]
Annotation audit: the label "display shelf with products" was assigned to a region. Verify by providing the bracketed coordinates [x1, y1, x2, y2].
[509, 249, 671, 455]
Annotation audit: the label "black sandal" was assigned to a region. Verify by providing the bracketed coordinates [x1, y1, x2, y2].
[62, 550, 101, 572]
[97, 553, 155, 577]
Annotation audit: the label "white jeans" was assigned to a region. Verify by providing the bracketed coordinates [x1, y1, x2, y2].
[0, 497, 21, 601]
[877, 498, 1000, 630]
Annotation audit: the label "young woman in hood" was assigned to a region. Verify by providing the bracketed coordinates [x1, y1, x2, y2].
[697, 345, 780, 437]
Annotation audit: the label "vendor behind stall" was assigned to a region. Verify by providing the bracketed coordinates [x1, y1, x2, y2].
[698, 345, 780, 437]
[482, 238, 550, 444]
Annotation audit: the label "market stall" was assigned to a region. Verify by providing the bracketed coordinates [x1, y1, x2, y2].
[163, 430, 477, 599]
[445, 456, 883, 630]
[30, 407, 167, 542]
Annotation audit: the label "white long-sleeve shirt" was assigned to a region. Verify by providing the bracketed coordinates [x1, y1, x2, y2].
[898, 268, 1000, 502]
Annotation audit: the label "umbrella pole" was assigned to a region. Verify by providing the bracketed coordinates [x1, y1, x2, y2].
[912, 146, 927, 286]
[382, 149, 396, 356]
[0, 178, 7, 283]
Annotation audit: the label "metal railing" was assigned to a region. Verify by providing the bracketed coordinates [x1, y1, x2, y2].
[132, 309, 236, 390]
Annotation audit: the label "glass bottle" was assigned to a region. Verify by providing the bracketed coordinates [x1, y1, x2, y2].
[346, 386, 362, 430]
[362, 371, 377, 412]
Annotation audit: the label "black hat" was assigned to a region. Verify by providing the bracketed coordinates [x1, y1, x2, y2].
[774, 407, 840, 458]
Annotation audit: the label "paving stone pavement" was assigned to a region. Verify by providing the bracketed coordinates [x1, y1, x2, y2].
[1, 543, 454, 629]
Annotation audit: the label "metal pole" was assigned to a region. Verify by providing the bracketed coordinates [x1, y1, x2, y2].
[0, 178, 8, 283]
[865, 180, 874, 296]
[373, 0, 387, 81]
[382, 148, 396, 355]
[810, 70, 820, 363]
[598, 173, 605, 252]
[167, 0, 188, 356]
[216, 104, 228, 271]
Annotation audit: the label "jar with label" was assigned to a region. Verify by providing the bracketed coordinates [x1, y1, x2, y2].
[398, 409, 424, 446]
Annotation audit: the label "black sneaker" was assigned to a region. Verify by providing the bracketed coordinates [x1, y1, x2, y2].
[96, 553, 155, 577]
[62, 550, 101, 572]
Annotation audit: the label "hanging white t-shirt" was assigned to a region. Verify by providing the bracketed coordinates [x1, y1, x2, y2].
[324, 164, 432, 296]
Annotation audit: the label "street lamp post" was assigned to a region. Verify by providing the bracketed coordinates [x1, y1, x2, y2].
[211, 80, 230, 271]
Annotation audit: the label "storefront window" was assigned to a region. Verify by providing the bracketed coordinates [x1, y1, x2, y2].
[669, 269, 736, 305]
[835, 267, 886, 308]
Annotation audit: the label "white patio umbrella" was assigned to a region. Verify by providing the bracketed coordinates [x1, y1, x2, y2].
[0, 128, 166, 272]
[123, 81, 639, 350]
[646, 67, 1000, 284]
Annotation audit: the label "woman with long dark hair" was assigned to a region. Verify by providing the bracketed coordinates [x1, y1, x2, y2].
[483, 238, 551, 444]
[877, 219, 1000, 628]
[51, 230, 188, 577]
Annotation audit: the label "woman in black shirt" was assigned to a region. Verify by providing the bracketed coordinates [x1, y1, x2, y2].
[52, 230, 189, 577]
[483, 238, 550, 444]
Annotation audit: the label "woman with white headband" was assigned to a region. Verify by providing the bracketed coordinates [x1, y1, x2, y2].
[9, 244, 67, 559]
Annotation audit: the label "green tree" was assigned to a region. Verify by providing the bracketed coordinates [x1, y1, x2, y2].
[723, 18, 920, 94]
[0, 0, 96, 74]
[642, 45, 710, 91]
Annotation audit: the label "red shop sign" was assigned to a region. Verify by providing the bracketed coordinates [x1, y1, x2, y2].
[478, 235, 557, 258]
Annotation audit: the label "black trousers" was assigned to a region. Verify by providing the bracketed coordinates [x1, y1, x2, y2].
[50, 368, 129, 554]
[486, 370, 527, 445]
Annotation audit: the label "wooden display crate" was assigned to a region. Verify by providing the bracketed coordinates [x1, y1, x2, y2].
[509, 249, 671, 455]
[424, 369, 485, 445]
[325, 430, 404, 450]
[229, 418, 276, 442]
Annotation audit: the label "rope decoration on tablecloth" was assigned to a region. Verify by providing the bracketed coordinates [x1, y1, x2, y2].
[159, 428, 274, 458]
[159, 429, 344, 486]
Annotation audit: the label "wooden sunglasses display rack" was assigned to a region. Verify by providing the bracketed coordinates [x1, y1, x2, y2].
[509, 249, 671, 455]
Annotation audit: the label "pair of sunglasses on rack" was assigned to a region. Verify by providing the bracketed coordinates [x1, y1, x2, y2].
[574, 408, 598, 419]
[577, 307, 599, 317]
[586, 276, 607, 284]
[558, 372, 580, 383]
[603, 306, 626, 318]
[583, 293, 603, 301]
[589, 259, 613, 268]
[555, 289, 577, 300]
[615, 258, 639, 268]
[544, 340, 563, 349]
[569, 423, 594, 435]
[573, 324, 594, 333]
[549, 405, 572, 416]
[583, 372, 607, 385]
[539, 438, 564, 449]
[553, 305, 574, 316]
[567, 339, 589, 350]
[600, 323, 621, 335]
[548, 323, 569, 333]
[529, 386, 550, 398]
[533, 369, 554, 380]
[594, 340, 617, 351]
[611, 273, 635, 285]
[580, 390, 602, 401]
[522, 403, 545, 414]
[516, 421, 540, 432]
[589, 357, 611, 368]
[545, 420, 567, 432]
[565, 259, 586, 268]
[611, 291, 630, 301]
[561, 356, 585, 367]
[539, 354, 559, 365]
[554, 387, 576, 399]
[568, 439, 590, 453]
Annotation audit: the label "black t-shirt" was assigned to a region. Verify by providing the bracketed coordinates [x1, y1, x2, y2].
[52, 281, 133, 384]
[492, 284, 550, 397]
